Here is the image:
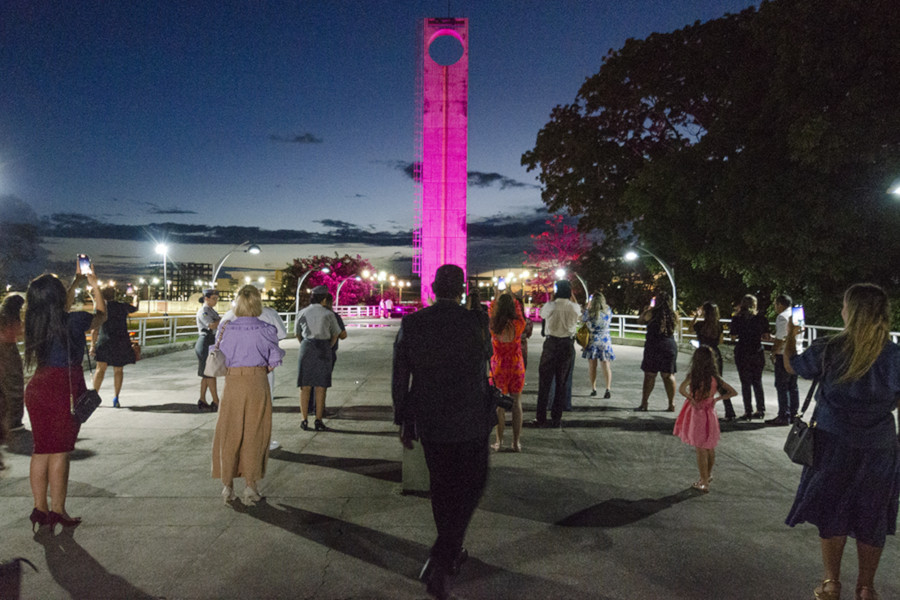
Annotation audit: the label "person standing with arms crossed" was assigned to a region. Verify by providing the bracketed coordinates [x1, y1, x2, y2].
[392, 264, 493, 600]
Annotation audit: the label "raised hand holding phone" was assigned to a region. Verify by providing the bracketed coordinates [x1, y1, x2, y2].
[76, 253, 93, 275]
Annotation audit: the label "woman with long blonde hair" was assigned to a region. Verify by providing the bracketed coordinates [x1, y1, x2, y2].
[581, 292, 615, 398]
[783, 283, 900, 600]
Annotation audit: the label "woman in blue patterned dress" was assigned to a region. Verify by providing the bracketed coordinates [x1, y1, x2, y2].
[582, 292, 615, 398]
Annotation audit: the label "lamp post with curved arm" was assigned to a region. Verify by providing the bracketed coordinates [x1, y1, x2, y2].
[294, 267, 331, 314]
[211, 241, 261, 284]
[624, 245, 677, 311]
[335, 276, 362, 308]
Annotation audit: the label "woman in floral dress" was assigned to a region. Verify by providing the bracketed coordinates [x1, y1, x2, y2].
[582, 292, 616, 398]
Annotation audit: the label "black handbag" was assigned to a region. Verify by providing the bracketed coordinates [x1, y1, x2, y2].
[488, 383, 514, 411]
[67, 336, 102, 424]
[784, 379, 819, 467]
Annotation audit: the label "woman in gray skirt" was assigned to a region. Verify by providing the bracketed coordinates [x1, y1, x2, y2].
[295, 286, 341, 431]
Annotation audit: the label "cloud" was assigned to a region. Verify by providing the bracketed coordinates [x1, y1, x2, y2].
[379, 161, 536, 190]
[467, 171, 538, 190]
[143, 202, 198, 215]
[270, 133, 324, 144]
[316, 219, 357, 230]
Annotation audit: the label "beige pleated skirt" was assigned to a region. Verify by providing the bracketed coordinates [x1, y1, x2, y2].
[211, 366, 272, 483]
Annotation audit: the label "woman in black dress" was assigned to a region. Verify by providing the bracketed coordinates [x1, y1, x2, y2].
[91, 287, 139, 407]
[691, 301, 736, 420]
[730, 294, 769, 420]
[635, 291, 678, 412]
[784, 283, 900, 600]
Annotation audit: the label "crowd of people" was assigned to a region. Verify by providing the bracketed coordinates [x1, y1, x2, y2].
[1, 262, 897, 600]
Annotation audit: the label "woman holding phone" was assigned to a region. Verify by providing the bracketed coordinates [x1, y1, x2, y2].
[91, 287, 139, 407]
[23, 258, 106, 530]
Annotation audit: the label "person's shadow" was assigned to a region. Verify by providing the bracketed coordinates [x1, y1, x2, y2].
[32, 527, 156, 599]
[555, 489, 697, 527]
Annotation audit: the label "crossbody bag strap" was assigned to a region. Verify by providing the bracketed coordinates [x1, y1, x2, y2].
[797, 378, 818, 419]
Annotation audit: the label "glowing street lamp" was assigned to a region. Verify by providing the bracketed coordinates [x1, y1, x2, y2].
[212, 241, 261, 284]
[624, 245, 677, 311]
[295, 267, 331, 314]
[335, 276, 362, 307]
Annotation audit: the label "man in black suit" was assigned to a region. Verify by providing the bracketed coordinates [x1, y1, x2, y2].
[392, 264, 493, 600]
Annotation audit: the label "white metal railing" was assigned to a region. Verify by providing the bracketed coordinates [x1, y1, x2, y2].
[106, 312, 900, 349]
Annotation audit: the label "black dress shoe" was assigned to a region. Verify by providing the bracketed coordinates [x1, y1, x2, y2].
[300, 419, 309, 431]
[530, 419, 548, 428]
[450, 548, 468, 576]
[314, 419, 327, 431]
[603, 390, 611, 399]
[419, 557, 450, 600]
[590, 389, 597, 397]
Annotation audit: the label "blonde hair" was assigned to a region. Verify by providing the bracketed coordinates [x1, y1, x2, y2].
[233, 285, 263, 317]
[828, 283, 890, 383]
[739, 294, 757, 315]
[588, 292, 608, 320]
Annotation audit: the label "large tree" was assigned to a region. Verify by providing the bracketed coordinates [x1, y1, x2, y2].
[275, 253, 378, 312]
[523, 0, 900, 322]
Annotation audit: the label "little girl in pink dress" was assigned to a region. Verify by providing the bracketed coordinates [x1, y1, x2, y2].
[673, 345, 738, 492]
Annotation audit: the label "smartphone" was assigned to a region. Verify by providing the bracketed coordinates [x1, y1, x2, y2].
[792, 305, 805, 326]
[650, 297, 656, 308]
[77, 254, 92, 275]
[690, 339, 701, 349]
[126, 284, 134, 295]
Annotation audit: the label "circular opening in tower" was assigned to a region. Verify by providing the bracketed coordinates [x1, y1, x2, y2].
[428, 33, 463, 66]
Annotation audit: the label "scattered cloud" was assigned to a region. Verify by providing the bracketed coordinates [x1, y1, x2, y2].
[316, 219, 357, 230]
[143, 203, 198, 215]
[467, 171, 538, 190]
[270, 133, 324, 144]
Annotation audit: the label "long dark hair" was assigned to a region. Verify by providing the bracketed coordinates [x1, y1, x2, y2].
[651, 291, 676, 336]
[24, 274, 69, 369]
[688, 345, 720, 404]
[697, 301, 721, 340]
[490, 294, 519, 335]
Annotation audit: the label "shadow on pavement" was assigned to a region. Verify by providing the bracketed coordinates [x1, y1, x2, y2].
[125, 403, 206, 414]
[32, 527, 156, 599]
[241, 502, 613, 600]
[555, 488, 698, 527]
[272, 450, 402, 483]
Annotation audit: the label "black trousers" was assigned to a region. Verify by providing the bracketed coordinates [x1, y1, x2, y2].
[536, 336, 575, 423]
[734, 346, 766, 414]
[421, 437, 489, 567]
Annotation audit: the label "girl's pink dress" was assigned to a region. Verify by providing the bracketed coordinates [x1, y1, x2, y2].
[673, 378, 720, 449]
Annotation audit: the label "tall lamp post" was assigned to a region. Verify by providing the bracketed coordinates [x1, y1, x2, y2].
[294, 267, 330, 314]
[335, 276, 361, 307]
[624, 245, 677, 311]
[211, 241, 261, 284]
[155, 244, 169, 314]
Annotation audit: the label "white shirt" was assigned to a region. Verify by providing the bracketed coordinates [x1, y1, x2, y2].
[540, 298, 582, 338]
[774, 308, 802, 354]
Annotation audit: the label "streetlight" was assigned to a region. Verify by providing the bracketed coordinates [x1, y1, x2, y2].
[211, 241, 261, 284]
[335, 276, 362, 307]
[553, 267, 588, 300]
[155, 244, 168, 313]
[294, 267, 331, 313]
[624, 245, 677, 311]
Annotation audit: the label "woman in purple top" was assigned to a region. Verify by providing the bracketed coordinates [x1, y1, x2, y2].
[211, 285, 285, 506]
[784, 284, 900, 600]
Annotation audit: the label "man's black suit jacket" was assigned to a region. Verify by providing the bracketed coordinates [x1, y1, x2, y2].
[392, 299, 493, 444]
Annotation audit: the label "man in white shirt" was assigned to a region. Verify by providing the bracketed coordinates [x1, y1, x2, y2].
[767, 294, 801, 426]
[532, 280, 582, 428]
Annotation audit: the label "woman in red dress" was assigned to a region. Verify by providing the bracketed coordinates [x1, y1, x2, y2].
[489, 293, 526, 452]
[24, 270, 106, 531]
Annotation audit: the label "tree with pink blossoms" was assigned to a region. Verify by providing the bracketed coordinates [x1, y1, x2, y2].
[523, 215, 590, 304]
[275, 253, 378, 311]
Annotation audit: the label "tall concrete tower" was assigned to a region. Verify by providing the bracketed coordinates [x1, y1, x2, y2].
[413, 18, 468, 303]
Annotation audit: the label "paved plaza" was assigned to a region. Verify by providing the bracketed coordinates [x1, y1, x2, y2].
[1, 323, 898, 599]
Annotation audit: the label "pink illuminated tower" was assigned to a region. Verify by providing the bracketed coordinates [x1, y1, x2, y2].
[413, 18, 468, 303]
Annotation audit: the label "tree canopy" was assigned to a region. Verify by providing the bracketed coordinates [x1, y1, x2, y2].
[522, 0, 900, 322]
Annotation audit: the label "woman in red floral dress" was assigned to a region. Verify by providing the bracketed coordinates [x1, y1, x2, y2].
[489, 293, 526, 452]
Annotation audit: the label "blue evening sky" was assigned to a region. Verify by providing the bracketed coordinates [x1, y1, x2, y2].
[1, 0, 759, 236]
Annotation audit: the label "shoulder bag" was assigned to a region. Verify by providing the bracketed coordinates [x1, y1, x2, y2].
[203, 322, 228, 378]
[783, 378, 819, 467]
[68, 339, 102, 424]
[575, 322, 591, 348]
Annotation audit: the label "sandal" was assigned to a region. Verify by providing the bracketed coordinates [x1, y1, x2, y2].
[856, 585, 880, 600]
[491, 441, 501, 451]
[691, 481, 709, 493]
[511, 442, 522, 453]
[814, 579, 841, 600]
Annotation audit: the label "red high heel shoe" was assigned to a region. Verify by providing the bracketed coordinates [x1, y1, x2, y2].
[48, 511, 82, 529]
[29, 508, 49, 532]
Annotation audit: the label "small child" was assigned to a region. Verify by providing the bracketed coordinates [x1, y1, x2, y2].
[673, 345, 737, 493]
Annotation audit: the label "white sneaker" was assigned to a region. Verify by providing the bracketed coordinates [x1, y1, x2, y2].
[269, 440, 281, 451]
[222, 485, 236, 504]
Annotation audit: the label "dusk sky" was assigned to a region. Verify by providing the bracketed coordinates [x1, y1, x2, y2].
[2, 0, 760, 238]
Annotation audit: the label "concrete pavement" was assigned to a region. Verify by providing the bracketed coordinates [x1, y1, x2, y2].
[1, 324, 898, 599]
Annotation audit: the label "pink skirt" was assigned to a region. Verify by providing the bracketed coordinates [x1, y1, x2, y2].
[25, 366, 83, 454]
